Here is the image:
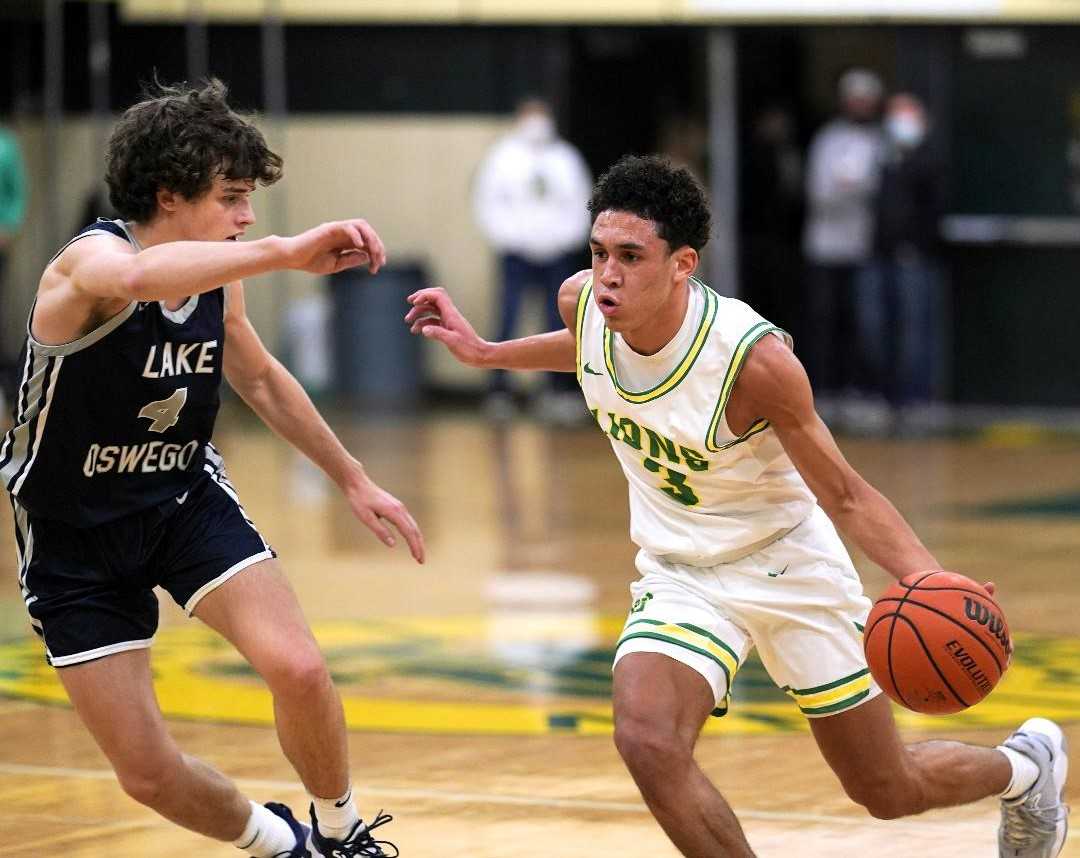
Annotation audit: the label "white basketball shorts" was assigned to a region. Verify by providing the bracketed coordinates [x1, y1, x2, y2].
[614, 505, 882, 718]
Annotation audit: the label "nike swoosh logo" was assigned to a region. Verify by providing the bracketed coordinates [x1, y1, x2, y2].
[767, 565, 789, 578]
[583, 362, 602, 376]
[334, 790, 352, 808]
[175, 492, 189, 505]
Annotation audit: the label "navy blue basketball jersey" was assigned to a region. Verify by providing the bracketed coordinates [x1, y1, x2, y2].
[0, 220, 226, 527]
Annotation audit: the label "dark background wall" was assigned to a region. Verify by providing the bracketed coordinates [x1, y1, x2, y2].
[5, 4, 1080, 405]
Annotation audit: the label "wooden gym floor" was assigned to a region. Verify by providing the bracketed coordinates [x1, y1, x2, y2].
[1, 406, 1077, 857]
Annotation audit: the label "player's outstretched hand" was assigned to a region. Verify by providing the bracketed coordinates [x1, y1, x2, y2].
[404, 287, 490, 367]
[343, 469, 425, 563]
[284, 220, 387, 275]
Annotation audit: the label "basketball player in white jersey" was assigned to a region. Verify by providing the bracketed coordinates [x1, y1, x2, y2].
[405, 155, 1069, 858]
[4, 80, 419, 857]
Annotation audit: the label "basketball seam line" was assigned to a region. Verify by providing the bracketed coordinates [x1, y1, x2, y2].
[886, 596, 1006, 675]
[888, 581, 916, 709]
[892, 612, 971, 709]
[875, 584, 999, 599]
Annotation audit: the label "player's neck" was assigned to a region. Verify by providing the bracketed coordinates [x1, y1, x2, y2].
[621, 281, 691, 356]
[127, 217, 190, 249]
[126, 218, 197, 311]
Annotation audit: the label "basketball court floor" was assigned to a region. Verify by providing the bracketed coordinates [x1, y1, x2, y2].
[1, 407, 1077, 856]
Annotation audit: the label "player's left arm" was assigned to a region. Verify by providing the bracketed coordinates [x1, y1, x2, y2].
[222, 282, 424, 563]
[730, 334, 938, 581]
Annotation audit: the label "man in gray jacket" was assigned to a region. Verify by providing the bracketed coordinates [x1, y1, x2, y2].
[802, 68, 884, 426]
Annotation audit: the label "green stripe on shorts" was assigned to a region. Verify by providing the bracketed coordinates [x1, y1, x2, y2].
[799, 688, 872, 716]
[617, 631, 733, 688]
[785, 667, 870, 697]
[624, 618, 741, 663]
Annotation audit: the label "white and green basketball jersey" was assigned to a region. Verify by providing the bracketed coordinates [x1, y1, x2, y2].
[575, 275, 816, 566]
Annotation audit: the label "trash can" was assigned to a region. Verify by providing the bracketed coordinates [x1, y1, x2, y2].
[328, 262, 426, 411]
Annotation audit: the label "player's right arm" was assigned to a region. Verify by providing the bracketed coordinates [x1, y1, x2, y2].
[32, 220, 388, 344]
[731, 335, 940, 582]
[403, 270, 588, 372]
[55, 219, 385, 305]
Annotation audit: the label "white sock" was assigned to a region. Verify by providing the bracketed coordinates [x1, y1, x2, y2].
[311, 786, 361, 842]
[998, 746, 1040, 800]
[233, 801, 301, 857]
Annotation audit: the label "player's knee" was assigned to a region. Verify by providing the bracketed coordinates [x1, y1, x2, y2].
[613, 713, 691, 778]
[261, 643, 330, 697]
[115, 753, 181, 808]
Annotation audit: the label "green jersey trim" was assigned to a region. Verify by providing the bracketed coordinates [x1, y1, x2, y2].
[705, 321, 789, 453]
[574, 277, 593, 384]
[602, 278, 718, 405]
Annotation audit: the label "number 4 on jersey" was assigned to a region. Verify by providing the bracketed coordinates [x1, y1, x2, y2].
[139, 387, 188, 433]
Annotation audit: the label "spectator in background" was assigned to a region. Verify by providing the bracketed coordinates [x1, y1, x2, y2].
[857, 93, 946, 435]
[742, 104, 803, 331]
[802, 68, 885, 430]
[0, 122, 27, 411]
[472, 97, 592, 423]
[657, 114, 708, 186]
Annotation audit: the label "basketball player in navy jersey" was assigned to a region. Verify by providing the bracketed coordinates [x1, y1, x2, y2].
[0, 80, 415, 857]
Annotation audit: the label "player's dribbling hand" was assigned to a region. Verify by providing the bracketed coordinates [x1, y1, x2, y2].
[343, 467, 425, 563]
[284, 220, 387, 275]
[404, 287, 491, 367]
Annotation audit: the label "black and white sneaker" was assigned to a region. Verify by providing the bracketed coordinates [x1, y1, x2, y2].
[308, 805, 399, 858]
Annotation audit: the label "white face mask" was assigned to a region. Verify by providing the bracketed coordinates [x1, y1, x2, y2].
[517, 114, 556, 144]
[886, 114, 926, 148]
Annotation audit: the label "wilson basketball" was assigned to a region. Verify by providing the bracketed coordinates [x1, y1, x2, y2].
[863, 571, 1011, 714]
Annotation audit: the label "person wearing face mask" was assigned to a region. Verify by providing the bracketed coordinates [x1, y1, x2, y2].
[802, 68, 886, 431]
[855, 92, 946, 435]
[472, 97, 593, 422]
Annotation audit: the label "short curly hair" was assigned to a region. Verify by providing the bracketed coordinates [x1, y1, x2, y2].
[588, 154, 711, 252]
[105, 78, 283, 222]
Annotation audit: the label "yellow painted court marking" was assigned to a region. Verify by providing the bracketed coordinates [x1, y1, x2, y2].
[0, 621, 1075, 736]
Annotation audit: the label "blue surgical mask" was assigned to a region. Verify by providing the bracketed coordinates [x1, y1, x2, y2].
[886, 114, 926, 148]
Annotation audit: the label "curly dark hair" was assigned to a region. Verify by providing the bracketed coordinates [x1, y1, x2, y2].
[588, 154, 711, 252]
[105, 78, 283, 222]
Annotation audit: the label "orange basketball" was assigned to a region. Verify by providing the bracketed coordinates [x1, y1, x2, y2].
[863, 571, 1011, 714]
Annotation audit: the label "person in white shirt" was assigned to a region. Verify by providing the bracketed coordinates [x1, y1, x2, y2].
[802, 68, 886, 426]
[472, 97, 592, 421]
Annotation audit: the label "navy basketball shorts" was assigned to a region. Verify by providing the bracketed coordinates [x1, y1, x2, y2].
[14, 470, 275, 667]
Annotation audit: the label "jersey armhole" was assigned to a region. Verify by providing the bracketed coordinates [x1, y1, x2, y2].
[34, 224, 139, 356]
[705, 323, 789, 452]
[574, 277, 593, 384]
[46, 224, 130, 266]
